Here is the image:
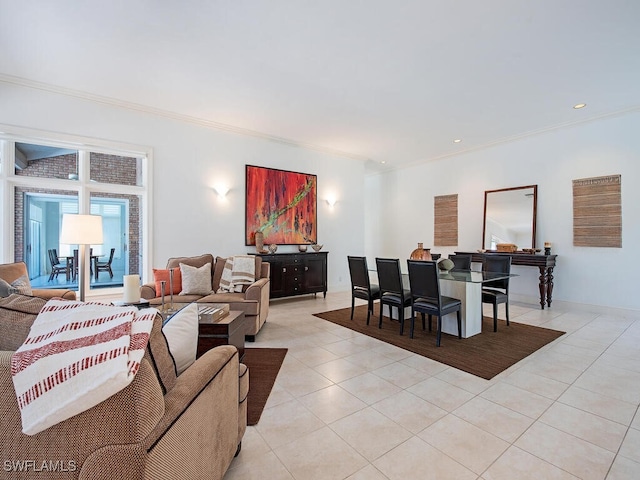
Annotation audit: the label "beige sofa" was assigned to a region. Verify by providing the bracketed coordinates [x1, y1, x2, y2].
[0, 262, 76, 300]
[141, 254, 270, 340]
[0, 294, 248, 480]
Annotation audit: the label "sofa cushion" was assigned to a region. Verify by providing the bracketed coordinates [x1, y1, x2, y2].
[179, 263, 213, 296]
[213, 256, 262, 292]
[0, 294, 47, 350]
[162, 303, 199, 375]
[144, 312, 177, 394]
[153, 267, 182, 295]
[167, 254, 214, 278]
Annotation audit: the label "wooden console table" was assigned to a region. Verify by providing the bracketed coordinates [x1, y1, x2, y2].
[252, 252, 328, 299]
[456, 251, 557, 309]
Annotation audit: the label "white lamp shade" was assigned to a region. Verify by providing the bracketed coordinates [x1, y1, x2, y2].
[60, 214, 104, 245]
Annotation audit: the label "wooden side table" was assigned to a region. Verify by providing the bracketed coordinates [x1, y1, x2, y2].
[197, 310, 245, 360]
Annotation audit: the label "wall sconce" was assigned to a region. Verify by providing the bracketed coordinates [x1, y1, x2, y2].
[213, 185, 230, 199]
[325, 197, 337, 207]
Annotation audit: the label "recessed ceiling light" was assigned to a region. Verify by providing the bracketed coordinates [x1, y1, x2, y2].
[453, 139, 462, 143]
[381, 160, 386, 164]
[573, 103, 587, 109]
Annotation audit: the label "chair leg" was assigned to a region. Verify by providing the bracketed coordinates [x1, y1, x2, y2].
[457, 310, 462, 339]
[436, 316, 442, 347]
[493, 304, 498, 332]
[367, 298, 373, 325]
[410, 309, 416, 338]
[399, 307, 405, 335]
[351, 296, 355, 320]
[421, 312, 425, 330]
[505, 302, 510, 326]
[379, 303, 384, 328]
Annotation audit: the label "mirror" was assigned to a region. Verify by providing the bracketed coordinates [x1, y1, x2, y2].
[482, 185, 537, 250]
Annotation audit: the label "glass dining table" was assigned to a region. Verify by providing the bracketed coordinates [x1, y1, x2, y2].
[369, 269, 516, 338]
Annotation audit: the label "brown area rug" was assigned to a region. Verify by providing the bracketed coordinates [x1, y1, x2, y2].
[243, 347, 287, 425]
[313, 305, 564, 380]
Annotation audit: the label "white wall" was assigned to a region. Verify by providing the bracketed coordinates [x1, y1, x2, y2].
[366, 112, 640, 310]
[0, 83, 365, 290]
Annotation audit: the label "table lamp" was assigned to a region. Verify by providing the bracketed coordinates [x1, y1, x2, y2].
[60, 214, 104, 301]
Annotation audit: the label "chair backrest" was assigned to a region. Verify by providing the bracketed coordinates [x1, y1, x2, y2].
[107, 247, 116, 263]
[347, 256, 371, 290]
[407, 260, 441, 306]
[48, 249, 57, 267]
[449, 254, 471, 271]
[375, 258, 404, 295]
[482, 255, 511, 291]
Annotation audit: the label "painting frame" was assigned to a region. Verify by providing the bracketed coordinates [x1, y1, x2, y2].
[245, 165, 317, 246]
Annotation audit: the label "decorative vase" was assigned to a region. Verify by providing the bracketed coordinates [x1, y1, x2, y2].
[268, 243, 278, 253]
[298, 245, 308, 252]
[410, 242, 432, 261]
[255, 231, 265, 253]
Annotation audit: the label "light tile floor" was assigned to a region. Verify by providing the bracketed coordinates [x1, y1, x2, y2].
[224, 291, 640, 480]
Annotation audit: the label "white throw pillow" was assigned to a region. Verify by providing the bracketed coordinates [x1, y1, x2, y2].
[179, 263, 213, 296]
[162, 303, 199, 375]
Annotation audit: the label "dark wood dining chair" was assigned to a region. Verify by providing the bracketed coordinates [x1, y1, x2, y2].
[407, 259, 461, 346]
[375, 258, 412, 334]
[47, 249, 68, 281]
[482, 255, 512, 332]
[96, 248, 116, 279]
[347, 256, 380, 325]
[449, 254, 472, 271]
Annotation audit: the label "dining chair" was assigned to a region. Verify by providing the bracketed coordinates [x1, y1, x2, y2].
[407, 260, 462, 346]
[375, 258, 412, 334]
[347, 256, 380, 325]
[96, 247, 116, 279]
[482, 255, 512, 332]
[448, 253, 472, 271]
[47, 249, 68, 281]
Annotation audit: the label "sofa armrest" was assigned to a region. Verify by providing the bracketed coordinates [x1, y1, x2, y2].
[31, 289, 76, 300]
[144, 345, 239, 449]
[0, 353, 164, 479]
[245, 277, 269, 302]
[140, 283, 157, 300]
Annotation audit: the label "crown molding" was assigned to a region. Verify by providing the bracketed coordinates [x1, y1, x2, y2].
[0, 73, 371, 163]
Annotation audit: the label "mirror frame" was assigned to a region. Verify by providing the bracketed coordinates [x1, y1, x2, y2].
[482, 185, 538, 250]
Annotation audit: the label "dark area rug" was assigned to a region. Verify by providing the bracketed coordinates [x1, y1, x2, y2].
[313, 305, 564, 380]
[243, 347, 288, 425]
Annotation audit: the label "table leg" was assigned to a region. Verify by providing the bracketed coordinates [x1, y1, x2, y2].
[538, 266, 548, 309]
[546, 267, 554, 308]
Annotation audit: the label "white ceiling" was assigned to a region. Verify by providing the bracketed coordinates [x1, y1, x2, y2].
[1, 1, 639, 173]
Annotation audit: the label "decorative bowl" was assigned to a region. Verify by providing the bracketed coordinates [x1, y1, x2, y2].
[298, 245, 308, 252]
[311, 244, 323, 252]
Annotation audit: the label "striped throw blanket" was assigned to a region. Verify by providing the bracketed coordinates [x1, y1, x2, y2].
[10, 299, 156, 435]
[218, 255, 256, 293]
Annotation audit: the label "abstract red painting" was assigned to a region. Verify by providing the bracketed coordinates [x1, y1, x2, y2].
[245, 165, 317, 245]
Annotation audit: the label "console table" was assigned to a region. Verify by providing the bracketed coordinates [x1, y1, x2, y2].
[253, 252, 328, 299]
[456, 251, 557, 309]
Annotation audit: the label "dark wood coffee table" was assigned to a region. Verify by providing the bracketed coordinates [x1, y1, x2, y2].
[197, 309, 245, 360]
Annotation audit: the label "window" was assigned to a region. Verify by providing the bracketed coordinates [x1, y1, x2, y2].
[0, 126, 152, 297]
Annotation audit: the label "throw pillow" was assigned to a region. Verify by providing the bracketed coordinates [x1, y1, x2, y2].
[179, 262, 213, 296]
[161, 303, 199, 375]
[153, 268, 182, 296]
[0, 274, 33, 297]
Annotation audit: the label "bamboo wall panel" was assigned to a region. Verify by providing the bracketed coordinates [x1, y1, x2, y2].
[434, 194, 458, 246]
[572, 175, 621, 247]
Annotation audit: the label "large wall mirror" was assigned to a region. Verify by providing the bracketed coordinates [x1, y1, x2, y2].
[482, 185, 537, 250]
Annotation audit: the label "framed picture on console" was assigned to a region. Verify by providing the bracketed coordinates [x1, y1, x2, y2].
[245, 165, 317, 245]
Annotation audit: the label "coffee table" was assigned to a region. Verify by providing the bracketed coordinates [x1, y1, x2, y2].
[197, 308, 245, 361]
[160, 303, 246, 361]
